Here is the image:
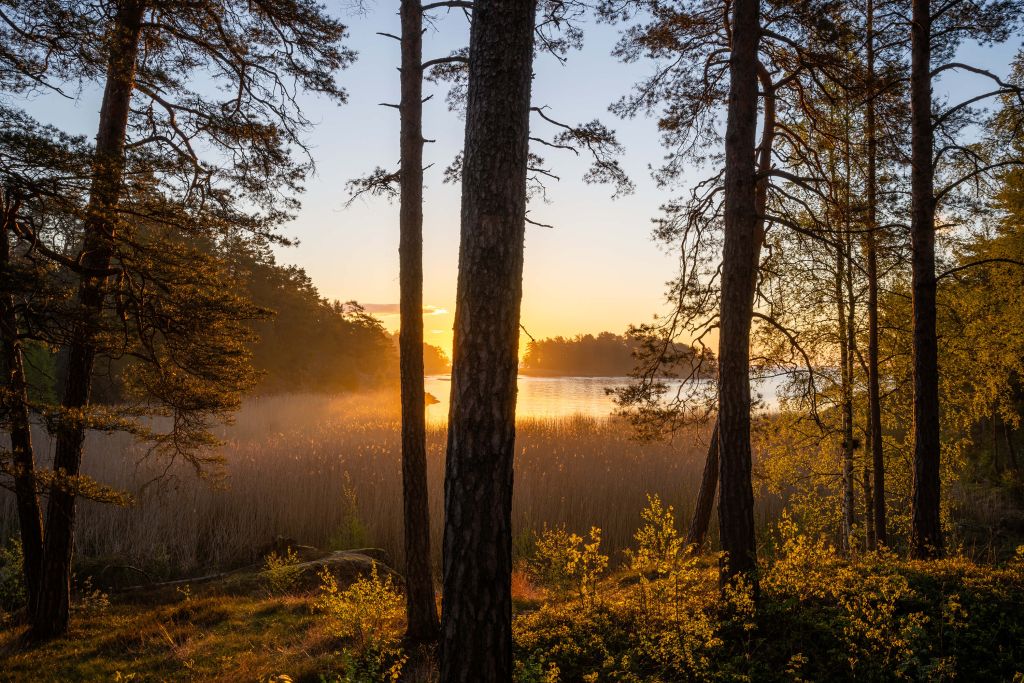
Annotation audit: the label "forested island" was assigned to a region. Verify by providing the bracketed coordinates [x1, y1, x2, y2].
[519, 332, 704, 377]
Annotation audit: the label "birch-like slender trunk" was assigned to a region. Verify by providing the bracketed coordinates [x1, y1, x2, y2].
[864, 0, 886, 549]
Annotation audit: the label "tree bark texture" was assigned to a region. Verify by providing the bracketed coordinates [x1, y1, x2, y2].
[0, 199, 44, 614]
[685, 420, 719, 550]
[836, 238, 856, 552]
[909, 0, 943, 560]
[717, 0, 761, 584]
[438, 0, 537, 677]
[864, 0, 886, 549]
[399, 0, 440, 644]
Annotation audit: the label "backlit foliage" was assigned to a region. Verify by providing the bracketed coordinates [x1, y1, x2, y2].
[529, 525, 609, 606]
[510, 499, 1024, 682]
[314, 563, 406, 681]
[262, 547, 302, 595]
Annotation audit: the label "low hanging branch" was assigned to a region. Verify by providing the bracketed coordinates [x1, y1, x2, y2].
[936, 257, 1024, 281]
[421, 55, 468, 70]
[344, 167, 401, 205]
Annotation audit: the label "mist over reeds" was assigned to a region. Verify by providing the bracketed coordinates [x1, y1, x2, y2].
[1, 393, 764, 578]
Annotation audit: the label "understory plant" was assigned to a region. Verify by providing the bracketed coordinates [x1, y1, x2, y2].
[314, 563, 406, 681]
[529, 525, 609, 606]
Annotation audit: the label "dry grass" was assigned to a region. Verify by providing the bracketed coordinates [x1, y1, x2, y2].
[0, 393, 761, 578]
[0, 591, 341, 682]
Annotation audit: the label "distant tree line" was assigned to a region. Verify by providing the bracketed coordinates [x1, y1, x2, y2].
[520, 332, 705, 377]
[234, 243, 396, 394]
[20, 241, 449, 398]
[17, 244, 407, 397]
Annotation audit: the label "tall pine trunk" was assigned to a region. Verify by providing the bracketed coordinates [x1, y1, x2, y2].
[909, 0, 943, 559]
[399, 0, 440, 644]
[31, 0, 144, 639]
[717, 0, 761, 584]
[438, 0, 536, 676]
[846, 234, 862, 546]
[864, 0, 886, 549]
[841, 120, 857, 551]
[692, 61, 774, 563]
[836, 236, 856, 552]
[0, 197, 44, 615]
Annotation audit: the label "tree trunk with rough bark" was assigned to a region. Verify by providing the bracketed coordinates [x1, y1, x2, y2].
[845, 169, 862, 554]
[31, 0, 144, 640]
[909, 0, 943, 560]
[685, 420, 719, 550]
[438, 0, 536, 677]
[864, 0, 886, 549]
[836, 237, 856, 552]
[0, 198, 44, 615]
[398, 0, 439, 645]
[717, 0, 760, 585]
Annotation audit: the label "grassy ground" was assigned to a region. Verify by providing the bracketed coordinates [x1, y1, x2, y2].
[3, 546, 1023, 682]
[0, 591, 337, 682]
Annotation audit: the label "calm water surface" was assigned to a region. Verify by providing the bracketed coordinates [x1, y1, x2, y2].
[424, 374, 786, 422]
[424, 375, 630, 421]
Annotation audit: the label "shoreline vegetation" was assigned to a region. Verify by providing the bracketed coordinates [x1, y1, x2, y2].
[3, 393, 1022, 682]
[1, 394, 715, 578]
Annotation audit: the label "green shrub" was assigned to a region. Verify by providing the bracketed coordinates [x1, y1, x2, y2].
[0, 537, 26, 617]
[263, 547, 302, 594]
[314, 562, 406, 681]
[529, 525, 608, 606]
[328, 476, 370, 551]
[512, 498, 1024, 682]
[315, 562, 402, 646]
[628, 494, 684, 577]
[73, 575, 110, 615]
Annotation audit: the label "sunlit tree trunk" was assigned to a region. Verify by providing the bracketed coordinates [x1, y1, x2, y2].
[32, 0, 144, 639]
[439, 0, 537, 676]
[399, 0, 440, 645]
[846, 212, 868, 551]
[717, 0, 761, 585]
[0, 197, 44, 615]
[909, 0, 943, 559]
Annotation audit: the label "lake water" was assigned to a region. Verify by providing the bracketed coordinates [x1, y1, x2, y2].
[424, 375, 631, 421]
[424, 374, 787, 422]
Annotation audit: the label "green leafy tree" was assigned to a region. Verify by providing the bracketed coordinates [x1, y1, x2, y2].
[0, 0, 353, 638]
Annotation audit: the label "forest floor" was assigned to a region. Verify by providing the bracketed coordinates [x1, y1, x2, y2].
[2, 545, 1024, 682]
[0, 590, 337, 682]
[0, 577, 368, 683]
